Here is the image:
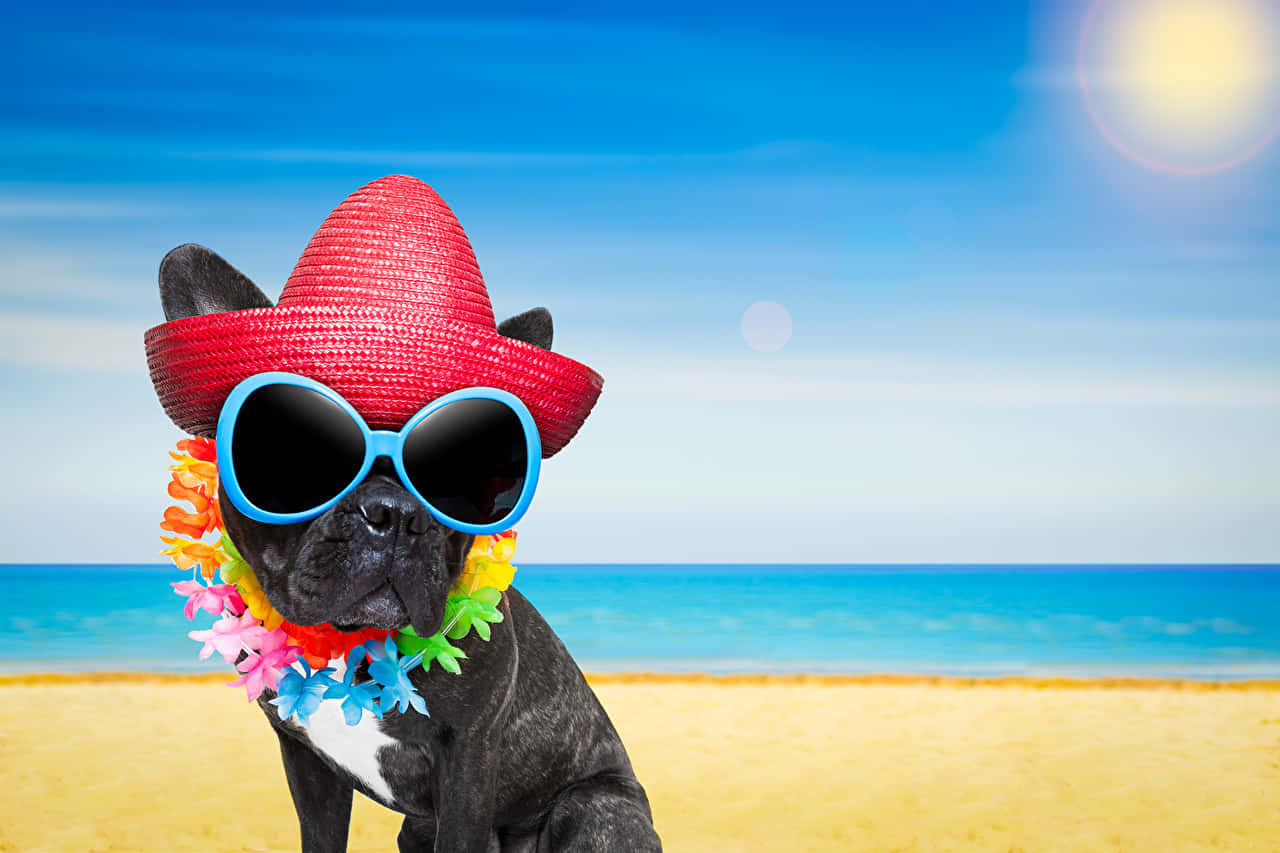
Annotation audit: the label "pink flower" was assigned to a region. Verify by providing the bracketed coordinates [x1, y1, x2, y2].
[188, 612, 269, 664]
[228, 629, 299, 701]
[172, 580, 244, 620]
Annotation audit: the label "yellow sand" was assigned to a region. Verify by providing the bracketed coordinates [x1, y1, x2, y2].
[2, 674, 1279, 852]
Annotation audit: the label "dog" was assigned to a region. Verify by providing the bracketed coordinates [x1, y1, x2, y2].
[147, 178, 661, 853]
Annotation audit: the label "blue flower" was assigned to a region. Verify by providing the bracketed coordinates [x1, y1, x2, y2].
[323, 645, 385, 726]
[270, 659, 336, 725]
[366, 636, 428, 716]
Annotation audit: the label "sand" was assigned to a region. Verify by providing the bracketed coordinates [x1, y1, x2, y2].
[2, 674, 1279, 852]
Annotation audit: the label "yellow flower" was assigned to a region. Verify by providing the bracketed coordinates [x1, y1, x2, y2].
[491, 537, 516, 563]
[454, 558, 517, 596]
[235, 569, 285, 630]
[453, 532, 518, 595]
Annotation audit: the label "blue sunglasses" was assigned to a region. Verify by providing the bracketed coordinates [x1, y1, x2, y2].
[216, 372, 541, 534]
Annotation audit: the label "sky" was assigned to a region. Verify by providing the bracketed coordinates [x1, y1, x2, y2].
[1, 0, 1278, 563]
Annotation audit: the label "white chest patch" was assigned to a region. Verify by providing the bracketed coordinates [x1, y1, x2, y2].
[292, 657, 398, 806]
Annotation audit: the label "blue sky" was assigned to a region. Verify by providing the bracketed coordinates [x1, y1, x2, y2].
[1, 1, 1278, 563]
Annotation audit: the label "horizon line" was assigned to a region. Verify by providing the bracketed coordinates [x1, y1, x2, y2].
[4, 562, 1279, 569]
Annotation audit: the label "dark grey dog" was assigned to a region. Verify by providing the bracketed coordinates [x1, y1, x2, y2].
[157, 244, 661, 853]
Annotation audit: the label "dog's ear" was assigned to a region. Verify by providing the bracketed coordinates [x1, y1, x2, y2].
[159, 243, 274, 321]
[497, 307, 553, 351]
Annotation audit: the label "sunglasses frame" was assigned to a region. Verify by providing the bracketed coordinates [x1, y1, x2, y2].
[215, 371, 542, 534]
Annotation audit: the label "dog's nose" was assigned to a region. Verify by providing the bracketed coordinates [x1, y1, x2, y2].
[356, 488, 430, 536]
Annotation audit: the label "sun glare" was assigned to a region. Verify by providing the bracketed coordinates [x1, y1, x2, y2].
[1078, 0, 1280, 174]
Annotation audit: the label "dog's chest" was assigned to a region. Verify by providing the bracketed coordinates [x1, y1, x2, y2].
[291, 659, 399, 805]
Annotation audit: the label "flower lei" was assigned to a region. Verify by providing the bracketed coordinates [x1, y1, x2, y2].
[161, 437, 517, 726]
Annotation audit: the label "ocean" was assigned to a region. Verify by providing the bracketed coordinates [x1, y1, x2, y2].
[4, 564, 1279, 679]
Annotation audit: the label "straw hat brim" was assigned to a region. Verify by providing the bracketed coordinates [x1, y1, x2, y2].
[144, 304, 603, 457]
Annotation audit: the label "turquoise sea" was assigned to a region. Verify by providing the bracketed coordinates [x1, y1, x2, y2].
[4, 564, 1279, 679]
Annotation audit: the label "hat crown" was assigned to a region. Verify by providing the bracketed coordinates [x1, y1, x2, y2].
[276, 175, 495, 328]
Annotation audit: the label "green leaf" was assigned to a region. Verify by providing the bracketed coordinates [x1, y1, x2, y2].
[473, 586, 502, 607]
[219, 534, 251, 584]
[220, 533, 243, 562]
[394, 627, 467, 675]
[394, 628, 429, 657]
[442, 592, 504, 641]
[435, 647, 464, 675]
[426, 635, 467, 674]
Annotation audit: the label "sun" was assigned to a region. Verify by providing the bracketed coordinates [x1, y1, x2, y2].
[1078, 0, 1280, 175]
[1122, 2, 1268, 135]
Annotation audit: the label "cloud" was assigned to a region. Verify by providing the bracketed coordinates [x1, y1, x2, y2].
[882, 309, 1280, 343]
[0, 312, 145, 373]
[172, 141, 839, 170]
[1013, 65, 1280, 93]
[605, 358, 1280, 407]
[0, 197, 166, 219]
[6, 302, 1278, 406]
[1, 246, 142, 302]
[1163, 242, 1269, 263]
[177, 148, 653, 168]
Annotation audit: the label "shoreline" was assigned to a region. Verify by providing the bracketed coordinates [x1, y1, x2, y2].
[4, 670, 1280, 690]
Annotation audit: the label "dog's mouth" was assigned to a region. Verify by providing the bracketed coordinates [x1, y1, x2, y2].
[328, 581, 409, 632]
[319, 568, 448, 637]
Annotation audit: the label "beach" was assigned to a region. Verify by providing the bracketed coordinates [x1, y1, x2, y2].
[2, 674, 1279, 852]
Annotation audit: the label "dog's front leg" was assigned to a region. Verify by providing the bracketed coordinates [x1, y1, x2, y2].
[276, 728, 355, 853]
[427, 733, 502, 853]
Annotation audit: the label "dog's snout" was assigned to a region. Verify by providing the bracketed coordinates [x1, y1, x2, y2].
[356, 488, 430, 537]
[406, 508, 430, 535]
[358, 499, 393, 531]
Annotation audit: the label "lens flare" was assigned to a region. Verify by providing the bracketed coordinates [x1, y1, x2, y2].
[1077, 0, 1280, 175]
[741, 301, 793, 352]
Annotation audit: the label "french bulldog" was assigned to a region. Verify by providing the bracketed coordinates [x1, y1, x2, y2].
[158, 243, 662, 853]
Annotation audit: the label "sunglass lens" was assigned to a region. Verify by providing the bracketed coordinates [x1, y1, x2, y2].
[401, 398, 529, 527]
[230, 384, 365, 515]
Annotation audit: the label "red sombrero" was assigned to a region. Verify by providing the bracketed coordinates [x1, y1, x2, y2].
[144, 175, 603, 457]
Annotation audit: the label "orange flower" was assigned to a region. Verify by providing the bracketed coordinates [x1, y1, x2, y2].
[160, 536, 228, 579]
[160, 505, 212, 538]
[176, 437, 216, 463]
[162, 468, 220, 535]
[209, 494, 223, 533]
[167, 477, 211, 513]
[162, 476, 221, 537]
[169, 453, 219, 491]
